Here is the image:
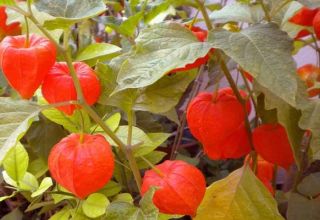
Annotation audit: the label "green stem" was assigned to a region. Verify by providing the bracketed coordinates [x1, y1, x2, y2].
[140, 156, 164, 177]
[169, 65, 204, 159]
[239, 68, 259, 126]
[258, 0, 271, 22]
[24, 16, 30, 47]
[217, 52, 255, 151]
[126, 110, 142, 191]
[195, 0, 214, 30]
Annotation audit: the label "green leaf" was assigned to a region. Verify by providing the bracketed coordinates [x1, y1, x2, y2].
[28, 158, 48, 178]
[2, 171, 18, 188]
[105, 188, 159, 220]
[95, 62, 118, 104]
[6, 3, 62, 42]
[195, 166, 284, 220]
[18, 172, 39, 192]
[136, 151, 167, 169]
[107, 70, 196, 115]
[93, 113, 121, 133]
[51, 186, 74, 204]
[101, 11, 144, 37]
[108, 126, 169, 157]
[3, 143, 29, 182]
[134, 133, 170, 157]
[82, 193, 110, 218]
[108, 125, 152, 148]
[208, 23, 298, 106]
[105, 113, 121, 132]
[296, 0, 320, 8]
[114, 23, 212, 93]
[209, 2, 264, 24]
[34, 0, 107, 29]
[287, 193, 320, 220]
[98, 181, 122, 197]
[31, 177, 53, 198]
[131, 70, 197, 114]
[0, 0, 15, 6]
[137, 187, 159, 219]
[3, 171, 39, 192]
[254, 82, 305, 167]
[41, 108, 91, 133]
[297, 172, 320, 197]
[105, 202, 139, 219]
[113, 193, 134, 203]
[298, 99, 320, 160]
[49, 208, 72, 220]
[0, 98, 39, 165]
[144, 2, 174, 25]
[75, 43, 121, 63]
[24, 115, 68, 161]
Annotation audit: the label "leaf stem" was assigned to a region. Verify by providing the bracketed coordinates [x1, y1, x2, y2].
[140, 156, 164, 177]
[126, 109, 142, 191]
[24, 16, 30, 47]
[258, 0, 272, 22]
[217, 52, 255, 151]
[195, 0, 214, 31]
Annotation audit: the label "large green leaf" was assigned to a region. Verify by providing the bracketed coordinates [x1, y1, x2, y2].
[0, 98, 39, 165]
[24, 115, 68, 161]
[299, 100, 320, 160]
[208, 23, 297, 106]
[114, 23, 212, 93]
[107, 70, 197, 114]
[6, 3, 62, 42]
[209, 2, 264, 24]
[41, 108, 91, 133]
[195, 166, 284, 220]
[34, 0, 106, 29]
[3, 143, 29, 182]
[287, 193, 320, 220]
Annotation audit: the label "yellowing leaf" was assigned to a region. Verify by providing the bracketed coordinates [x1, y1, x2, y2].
[194, 166, 284, 220]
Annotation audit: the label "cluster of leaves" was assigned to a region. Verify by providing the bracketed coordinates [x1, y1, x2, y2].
[0, 0, 320, 219]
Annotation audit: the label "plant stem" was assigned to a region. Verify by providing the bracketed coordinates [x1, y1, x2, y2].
[20, 7, 142, 191]
[217, 52, 255, 151]
[258, 0, 271, 22]
[126, 109, 142, 191]
[24, 16, 30, 47]
[169, 66, 204, 160]
[140, 156, 164, 177]
[195, 0, 214, 30]
[293, 133, 310, 192]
